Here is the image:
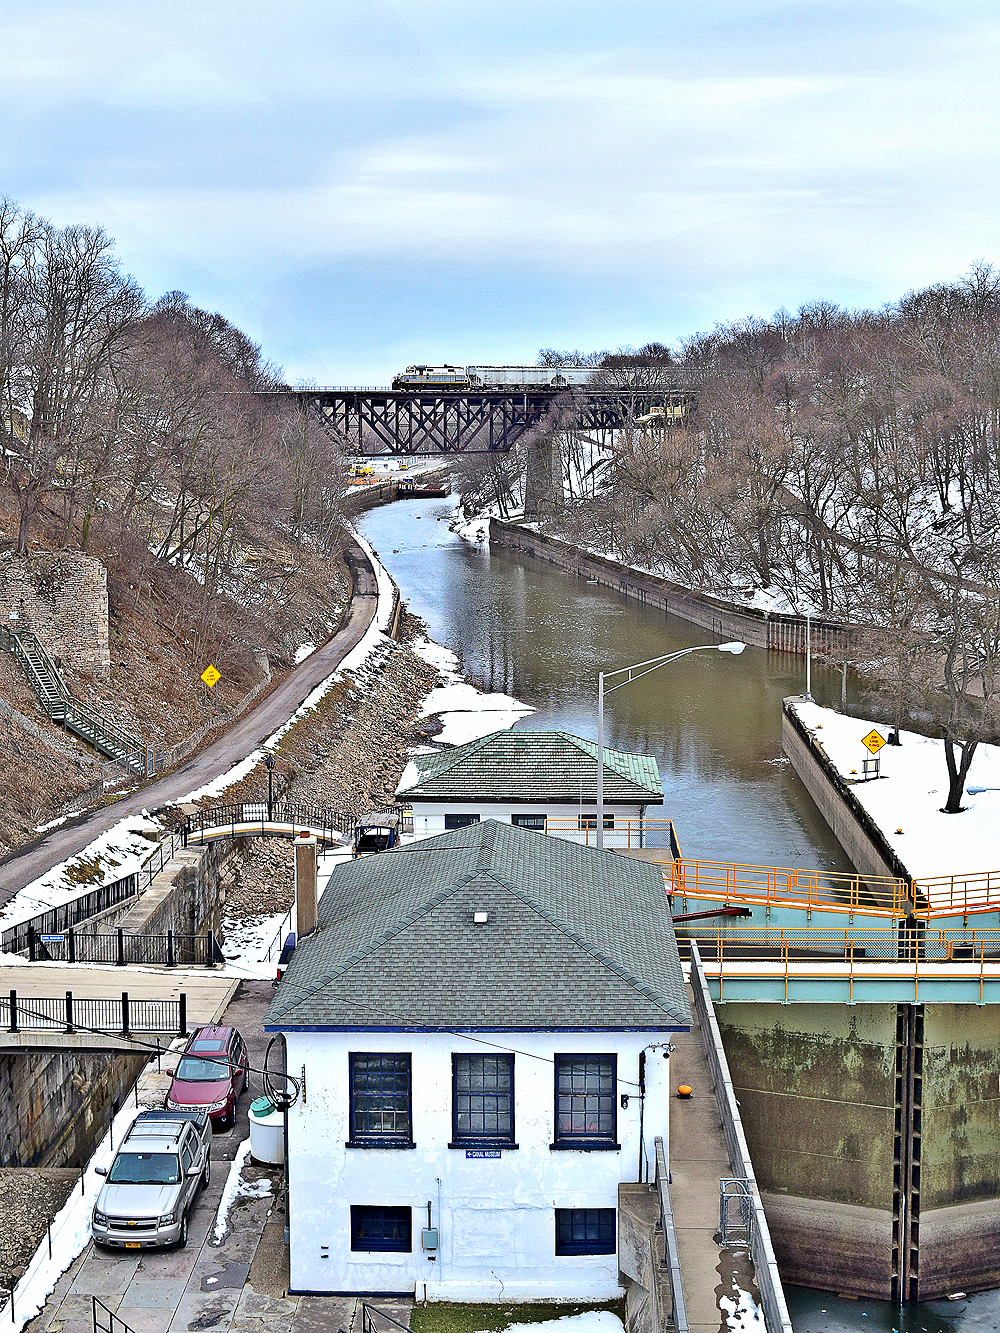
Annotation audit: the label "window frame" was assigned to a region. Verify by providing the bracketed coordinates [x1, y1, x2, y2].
[511, 813, 546, 830]
[350, 1205, 412, 1253]
[578, 814, 615, 830]
[347, 1052, 415, 1149]
[444, 813, 481, 830]
[554, 1207, 617, 1256]
[449, 1053, 517, 1149]
[551, 1053, 619, 1151]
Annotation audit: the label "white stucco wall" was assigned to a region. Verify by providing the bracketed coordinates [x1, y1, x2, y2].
[406, 802, 667, 849]
[282, 1028, 675, 1299]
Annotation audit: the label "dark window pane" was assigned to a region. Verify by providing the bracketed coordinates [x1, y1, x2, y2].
[453, 1055, 513, 1141]
[351, 1054, 411, 1139]
[351, 1205, 412, 1252]
[512, 814, 546, 829]
[555, 1056, 615, 1141]
[555, 1208, 616, 1255]
[445, 813, 481, 829]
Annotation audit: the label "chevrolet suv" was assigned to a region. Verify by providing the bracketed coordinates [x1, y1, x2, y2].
[92, 1110, 211, 1249]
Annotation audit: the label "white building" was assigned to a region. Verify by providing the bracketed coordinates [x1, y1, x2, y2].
[264, 819, 690, 1301]
[395, 730, 668, 849]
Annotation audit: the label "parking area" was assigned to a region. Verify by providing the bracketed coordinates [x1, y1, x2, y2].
[25, 981, 400, 1333]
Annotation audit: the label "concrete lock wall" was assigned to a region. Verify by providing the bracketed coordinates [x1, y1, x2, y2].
[0, 551, 111, 680]
[919, 1005, 1000, 1297]
[715, 1002, 897, 1299]
[0, 839, 228, 1168]
[715, 1001, 1000, 1300]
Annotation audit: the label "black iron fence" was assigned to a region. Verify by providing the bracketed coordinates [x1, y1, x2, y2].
[2, 989, 187, 1036]
[181, 801, 406, 846]
[0, 876, 140, 955]
[24, 926, 222, 967]
[94, 1295, 136, 1333]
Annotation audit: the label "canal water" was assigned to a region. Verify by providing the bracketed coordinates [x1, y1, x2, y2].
[358, 494, 998, 1332]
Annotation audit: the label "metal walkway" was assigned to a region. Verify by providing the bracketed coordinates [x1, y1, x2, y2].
[180, 801, 404, 848]
[0, 625, 150, 774]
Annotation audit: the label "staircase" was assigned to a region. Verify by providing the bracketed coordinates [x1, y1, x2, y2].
[0, 625, 149, 775]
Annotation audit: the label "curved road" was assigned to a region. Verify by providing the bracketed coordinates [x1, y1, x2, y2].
[0, 544, 380, 902]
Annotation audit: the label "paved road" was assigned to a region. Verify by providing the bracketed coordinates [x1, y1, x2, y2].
[0, 544, 380, 903]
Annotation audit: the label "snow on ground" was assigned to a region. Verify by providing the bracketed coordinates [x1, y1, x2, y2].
[178, 750, 263, 802]
[413, 635, 533, 746]
[790, 699, 1000, 883]
[720, 1285, 766, 1332]
[1, 812, 164, 929]
[213, 1138, 258, 1243]
[293, 641, 316, 664]
[481, 1314, 624, 1333]
[6, 1041, 185, 1332]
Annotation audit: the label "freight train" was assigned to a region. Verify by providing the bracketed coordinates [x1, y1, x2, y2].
[391, 364, 595, 391]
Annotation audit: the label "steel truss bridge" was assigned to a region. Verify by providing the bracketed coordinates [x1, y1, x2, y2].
[288, 386, 692, 456]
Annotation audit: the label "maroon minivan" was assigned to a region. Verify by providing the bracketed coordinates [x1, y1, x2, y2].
[166, 1026, 249, 1129]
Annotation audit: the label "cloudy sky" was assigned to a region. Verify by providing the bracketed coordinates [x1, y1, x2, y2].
[4, 0, 999, 382]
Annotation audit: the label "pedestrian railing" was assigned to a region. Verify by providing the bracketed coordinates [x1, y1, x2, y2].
[181, 801, 405, 847]
[653, 1135, 689, 1333]
[94, 1295, 136, 1333]
[24, 926, 222, 967]
[2, 989, 188, 1036]
[690, 942, 793, 1333]
[0, 876, 140, 955]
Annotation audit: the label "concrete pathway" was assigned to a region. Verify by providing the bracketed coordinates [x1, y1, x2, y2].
[26, 982, 413, 1333]
[0, 545, 379, 902]
[668, 982, 759, 1333]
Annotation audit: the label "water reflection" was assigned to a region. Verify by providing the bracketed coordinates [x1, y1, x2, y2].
[361, 496, 851, 870]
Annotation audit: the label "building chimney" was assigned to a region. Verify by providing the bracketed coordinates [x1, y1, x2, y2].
[294, 832, 318, 937]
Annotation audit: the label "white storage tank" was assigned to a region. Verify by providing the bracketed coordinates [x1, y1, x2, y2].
[249, 1097, 285, 1165]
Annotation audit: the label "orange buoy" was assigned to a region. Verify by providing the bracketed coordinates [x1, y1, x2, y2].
[677, 1085, 693, 1099]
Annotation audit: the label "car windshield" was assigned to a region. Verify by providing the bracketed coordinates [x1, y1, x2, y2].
[175, 1055, 228, 1082]
[108, 1152, 180, 1184]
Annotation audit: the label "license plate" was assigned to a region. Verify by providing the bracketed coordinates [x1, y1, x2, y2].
[124, 1242, 141, 1248]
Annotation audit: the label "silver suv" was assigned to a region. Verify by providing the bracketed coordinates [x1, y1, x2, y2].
[92, 1110, 211, 1249]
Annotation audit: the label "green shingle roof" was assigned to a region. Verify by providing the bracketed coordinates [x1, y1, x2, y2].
[395, 730, 663, 805]
[264, 819, 689, 1032]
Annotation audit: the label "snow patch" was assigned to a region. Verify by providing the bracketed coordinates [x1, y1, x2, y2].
[294, 641, 316, 664]
[213, 1138, 253, 1242]
[720, 1285, 766, 1332]
[177, 750, 263, 802]
[789, 699, 1000, 886]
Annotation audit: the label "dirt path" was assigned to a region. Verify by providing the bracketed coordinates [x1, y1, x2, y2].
[0, 543, 381, 903]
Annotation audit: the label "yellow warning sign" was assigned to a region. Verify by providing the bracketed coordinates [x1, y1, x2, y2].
[200, 664, 221, 689]
[861, 729, 887, 755]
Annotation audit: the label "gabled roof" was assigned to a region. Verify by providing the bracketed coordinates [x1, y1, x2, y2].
[264, 819, 689, 1032]
[395, 730, 663, 805]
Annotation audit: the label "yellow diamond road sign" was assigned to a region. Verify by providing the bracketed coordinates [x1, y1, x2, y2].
[861, 729, 887, 754]
[201, 664, 221, 689]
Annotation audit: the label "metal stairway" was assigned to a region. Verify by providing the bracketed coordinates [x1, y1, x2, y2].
[0, 624, 149, 775]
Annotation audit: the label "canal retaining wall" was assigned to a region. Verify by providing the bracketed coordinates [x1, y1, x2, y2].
[780, 697, 912, 887]
[0, 837, 229, 1168]
[489, 520, 847, 656]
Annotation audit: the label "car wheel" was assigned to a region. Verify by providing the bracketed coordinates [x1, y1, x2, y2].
[202, 1155, 211, 1187]
[177, 1214, 188, 1249]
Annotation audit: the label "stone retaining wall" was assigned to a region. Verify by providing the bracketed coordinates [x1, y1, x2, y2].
[0, 551, 110, 680]
[490, 519, 847, 656]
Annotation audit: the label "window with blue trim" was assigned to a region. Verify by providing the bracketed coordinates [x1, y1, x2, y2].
[553, 1054, 617, 1147]
[451, 1054, 514, 1146]
[349, 1053, 413, 1146]
[351, 1205, 412, 1252]
[555, 1208, 616, 1255]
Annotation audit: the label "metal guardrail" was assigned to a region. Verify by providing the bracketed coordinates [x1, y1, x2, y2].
[689, 941, 792, 1333]
[181, 801, 405, 846]
[697, 924, 1000, 964]
[0, 876, 140, 955]
[671, 856, 909, 916]
[2, 989, 187, 1036]
[25, 926, 222, 967]
[94, 1294, 136, 1333]
[653, 1135, 688, 1333]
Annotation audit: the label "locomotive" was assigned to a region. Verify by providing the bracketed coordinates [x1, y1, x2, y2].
[391, 364, 595, 391]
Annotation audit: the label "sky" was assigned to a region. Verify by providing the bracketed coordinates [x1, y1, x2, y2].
[3, 0, 1000, 384]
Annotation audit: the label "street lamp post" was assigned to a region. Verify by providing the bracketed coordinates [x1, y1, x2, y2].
[596, 641, 746, 849]
[264, 752, 276, 821]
